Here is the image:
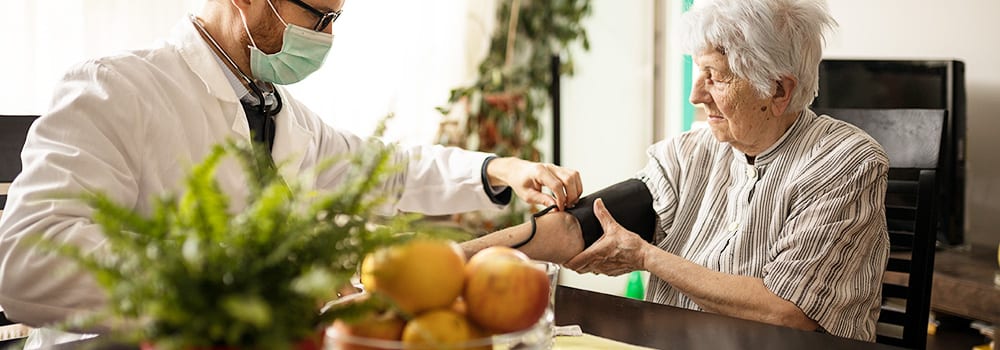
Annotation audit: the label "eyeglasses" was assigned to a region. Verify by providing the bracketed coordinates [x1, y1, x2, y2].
[285, 0, 342, 32]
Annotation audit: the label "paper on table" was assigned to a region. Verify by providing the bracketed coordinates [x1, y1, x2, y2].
[554, 333, 658, 350]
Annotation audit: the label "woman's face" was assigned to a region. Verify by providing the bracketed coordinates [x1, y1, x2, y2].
[690, 49, 790, 155]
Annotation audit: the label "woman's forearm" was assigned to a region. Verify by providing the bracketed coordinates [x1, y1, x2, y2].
[642, 247, 818, 331]
[460, 211, 585, 263]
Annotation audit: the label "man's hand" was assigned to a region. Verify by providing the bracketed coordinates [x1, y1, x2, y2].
[486, 157, 582, 210]
[564, 198, 650, 276]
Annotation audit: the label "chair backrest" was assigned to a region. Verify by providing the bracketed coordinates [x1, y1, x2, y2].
[814, 108, 945, 349]
[0, 115, 39, 215]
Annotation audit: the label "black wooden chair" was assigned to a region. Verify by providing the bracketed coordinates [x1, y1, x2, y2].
[0, 115, 39, 346]
[1, 115, 39, 215]
[814, 108, 945, 349]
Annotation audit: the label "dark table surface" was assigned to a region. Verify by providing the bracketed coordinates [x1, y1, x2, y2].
[554, 285, 902, 350]
[56, 285, 902, 349]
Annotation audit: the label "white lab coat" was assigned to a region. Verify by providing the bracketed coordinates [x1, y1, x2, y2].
[0, 17, 503, 340]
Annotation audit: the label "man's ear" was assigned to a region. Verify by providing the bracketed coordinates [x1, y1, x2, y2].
[231, 0, 252, 13]
[770, 76, 797, 117]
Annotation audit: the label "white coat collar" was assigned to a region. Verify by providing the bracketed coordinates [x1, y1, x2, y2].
[169, 17, 240, 104]
[168, 16, 313, 179]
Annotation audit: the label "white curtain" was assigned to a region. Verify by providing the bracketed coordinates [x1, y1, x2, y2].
[0, 0, 496, 144]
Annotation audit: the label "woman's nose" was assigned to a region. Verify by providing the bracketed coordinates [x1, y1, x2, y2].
[689, 79, 712, 105]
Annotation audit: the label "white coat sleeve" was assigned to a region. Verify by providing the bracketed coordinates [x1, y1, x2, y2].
[306, 121, 505, 216]
[393, 144, 505, 215]
[0, 60, 144, 328]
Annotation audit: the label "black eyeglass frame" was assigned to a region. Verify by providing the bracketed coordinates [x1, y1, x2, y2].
[285, 0, 341, 32]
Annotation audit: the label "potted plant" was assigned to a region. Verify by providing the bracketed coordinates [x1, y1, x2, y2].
[47, 140, 457, 349]
[437, 0, 592, 232]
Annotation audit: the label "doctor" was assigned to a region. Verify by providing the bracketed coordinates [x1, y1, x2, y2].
[0, 0, 582, 345]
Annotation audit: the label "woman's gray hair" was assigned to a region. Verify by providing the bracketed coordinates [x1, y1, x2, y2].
[681, 0, 836, 112]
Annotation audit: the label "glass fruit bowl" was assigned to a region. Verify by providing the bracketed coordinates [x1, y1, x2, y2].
[326, 261, 560, 350]
[324, 308, 554, 350]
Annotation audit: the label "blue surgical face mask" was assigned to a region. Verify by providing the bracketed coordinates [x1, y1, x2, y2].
[240, 0, 333, 85]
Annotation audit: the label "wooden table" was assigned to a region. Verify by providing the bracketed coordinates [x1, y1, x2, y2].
[58, 285, 901, 349]
[927, 244, 1000, 325]
[554, 286, 901, 350]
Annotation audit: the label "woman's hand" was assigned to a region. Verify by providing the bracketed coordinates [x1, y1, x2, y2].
[564, 198, 651, 276]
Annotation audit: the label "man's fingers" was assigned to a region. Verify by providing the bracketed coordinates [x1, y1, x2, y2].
[523, 190, 556, 208]
[536, 168, 568, 211]
[550, 167, 583, 206]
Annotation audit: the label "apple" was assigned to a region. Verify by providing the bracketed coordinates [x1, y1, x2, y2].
[466, 246, 529, 268]
[463, 248, 550, 334]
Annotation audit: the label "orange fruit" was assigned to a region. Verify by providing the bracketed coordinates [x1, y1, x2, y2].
[360, 239, 466, 315]
[401, 309, 478, 349]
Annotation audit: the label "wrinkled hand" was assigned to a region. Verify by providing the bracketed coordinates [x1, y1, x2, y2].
[487, 157, 582, 210]
[564, 198, 649, 276]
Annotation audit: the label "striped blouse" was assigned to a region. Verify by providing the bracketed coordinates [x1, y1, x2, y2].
[636, 109, 889, 341]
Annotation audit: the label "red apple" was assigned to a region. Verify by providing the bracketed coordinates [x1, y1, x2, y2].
[463, 248, 550, 334]
[465, 247, 529, 271]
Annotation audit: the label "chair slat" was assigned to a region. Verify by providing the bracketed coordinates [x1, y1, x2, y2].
[885, 206, 915, 221]
[888, 231, 914, 248]
[879, 309, 907, 326]
[882, 284, 909, 299]
[885, 192, 918, 208]
[886, 257, 911, 273]
[887, 180, 918, 194]
[886, 218, 914, 233]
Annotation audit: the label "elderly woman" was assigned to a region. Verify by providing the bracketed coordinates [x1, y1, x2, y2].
[462, 0, 889, 342]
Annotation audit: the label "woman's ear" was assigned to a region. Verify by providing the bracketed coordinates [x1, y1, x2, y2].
[770, 76, 797, 117]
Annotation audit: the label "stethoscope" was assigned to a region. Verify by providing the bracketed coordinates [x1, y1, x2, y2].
[189, 15, 282, 118]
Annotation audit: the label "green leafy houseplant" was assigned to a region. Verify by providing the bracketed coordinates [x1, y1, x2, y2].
[50, 140, 456, 349]
[437, 0, 592, 232]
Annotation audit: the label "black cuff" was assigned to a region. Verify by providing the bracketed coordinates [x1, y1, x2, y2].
[481, 156, 512, 205]
[566, 179, 656, 247]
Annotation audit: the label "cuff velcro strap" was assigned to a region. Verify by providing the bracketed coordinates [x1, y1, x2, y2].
[566, 178, 656, 247]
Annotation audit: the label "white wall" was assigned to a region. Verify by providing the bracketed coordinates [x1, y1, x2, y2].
[558, 0, 655, 295]
[0, 1, 489, 148]
[824, 0, 1000, 247]
[0, 0, 204, 115]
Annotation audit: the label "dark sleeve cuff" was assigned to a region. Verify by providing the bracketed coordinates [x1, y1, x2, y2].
[566, 179, 656, 247]
[481, 156, 513, 205]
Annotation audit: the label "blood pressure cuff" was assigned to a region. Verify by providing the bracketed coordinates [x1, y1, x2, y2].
[566, 178, 656, 248]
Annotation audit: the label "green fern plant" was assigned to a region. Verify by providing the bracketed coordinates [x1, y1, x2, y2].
[49, 140, 460, 349]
